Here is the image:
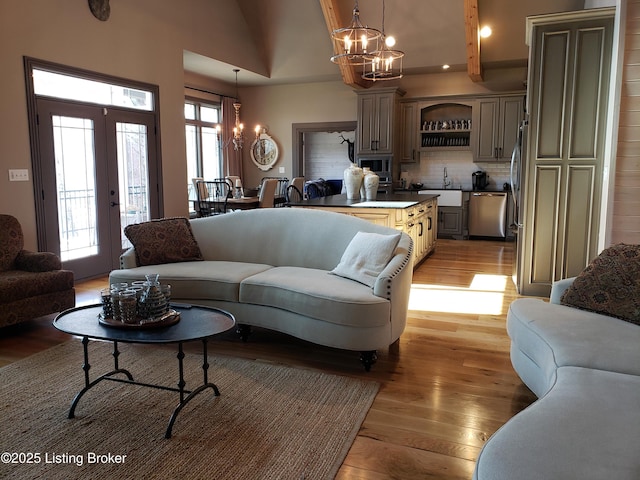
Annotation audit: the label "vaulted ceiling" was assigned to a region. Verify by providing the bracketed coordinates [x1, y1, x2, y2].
[183, 0, 587, 87]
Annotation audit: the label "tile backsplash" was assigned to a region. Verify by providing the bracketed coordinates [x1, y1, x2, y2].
[399, 150, 512, 191]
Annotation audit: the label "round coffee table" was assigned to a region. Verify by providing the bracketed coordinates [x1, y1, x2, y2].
[54, 303, 235, 438]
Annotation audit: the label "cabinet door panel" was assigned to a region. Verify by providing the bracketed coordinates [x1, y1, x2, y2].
[358, 95, 376, 154]
[500, 97, 524, 160]
[529, 165, 561, 286]
[476, 99, 499, 160]
[399, 101, 418, 163]
[562, 165, 595, 277]
[377, 94, 393, 153]
[570, 27, 606, 159]
[537, 31, 570, 159]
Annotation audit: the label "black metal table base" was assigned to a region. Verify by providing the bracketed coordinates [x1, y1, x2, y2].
[68, 336, 219, 438]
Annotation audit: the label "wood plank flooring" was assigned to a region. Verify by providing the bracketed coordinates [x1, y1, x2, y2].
[0, 238, 537, 479]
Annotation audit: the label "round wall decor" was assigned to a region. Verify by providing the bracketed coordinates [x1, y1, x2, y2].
[250, 132, 279, 171]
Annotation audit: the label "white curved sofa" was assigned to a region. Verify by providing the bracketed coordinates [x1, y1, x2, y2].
[474, 277, 640, 480]
[109, 208, 413, 370]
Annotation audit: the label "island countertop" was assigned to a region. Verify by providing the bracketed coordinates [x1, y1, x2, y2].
[290, 193, 439, 266]
[287, 193, 439, 208]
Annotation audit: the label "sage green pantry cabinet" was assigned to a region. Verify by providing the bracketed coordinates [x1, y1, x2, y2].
[356, 88, 403, 156]
[474, 95, 524, 162]
[519, 9, 614, 297]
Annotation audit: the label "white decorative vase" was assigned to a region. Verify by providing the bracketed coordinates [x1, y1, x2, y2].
[344, 163, 364, 200]
[363, 169, 380, 200]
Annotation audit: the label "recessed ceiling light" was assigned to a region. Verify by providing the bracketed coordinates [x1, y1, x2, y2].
[442, 64, 450, 70]
[480, 26, 492, 38]
[385, 36, 396, 47]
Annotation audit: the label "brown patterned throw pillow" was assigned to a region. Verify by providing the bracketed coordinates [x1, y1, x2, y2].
[124, 217, 203, 267]
[560, 243, 640, 325]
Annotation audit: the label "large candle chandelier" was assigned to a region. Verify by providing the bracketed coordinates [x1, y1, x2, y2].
[216, 69, 261, 151]
[330, 0, 381, 66]
[362, 0, 404, 81]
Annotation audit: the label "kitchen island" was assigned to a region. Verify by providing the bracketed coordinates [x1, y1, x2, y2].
[289, 193, 439, 266]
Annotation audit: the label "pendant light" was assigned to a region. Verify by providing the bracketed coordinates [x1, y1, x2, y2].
[362, 0, 404, 81]
[330, 0, 382, 66]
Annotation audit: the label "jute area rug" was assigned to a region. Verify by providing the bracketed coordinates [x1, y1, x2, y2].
[0, 340, 378, 480]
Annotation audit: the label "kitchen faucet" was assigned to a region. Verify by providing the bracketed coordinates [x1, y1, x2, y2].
[443, 167, 451, 189]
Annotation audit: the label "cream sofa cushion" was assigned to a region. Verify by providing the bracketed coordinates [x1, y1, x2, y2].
[108, 261, 273, 303]
[240, 266, 389, 327]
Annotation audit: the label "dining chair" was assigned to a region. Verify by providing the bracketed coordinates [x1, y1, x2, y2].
[291, 176, 305, 195]
[192, 177, 207, 216]
[285, 184, 303, 204]
[260, 177, 289, 207]
[258, 178, 278, 208]
[195, 180, 231, 216]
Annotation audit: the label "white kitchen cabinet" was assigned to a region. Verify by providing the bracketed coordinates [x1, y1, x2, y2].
[474, 95, 524, 162]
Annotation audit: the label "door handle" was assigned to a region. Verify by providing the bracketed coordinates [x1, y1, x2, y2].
[110, 201, 119, 207]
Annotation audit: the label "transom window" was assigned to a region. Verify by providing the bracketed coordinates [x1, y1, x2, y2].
[33, 69, 153, 111]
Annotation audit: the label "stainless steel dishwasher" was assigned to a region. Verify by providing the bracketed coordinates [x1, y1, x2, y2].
[468, 192, 508, 238]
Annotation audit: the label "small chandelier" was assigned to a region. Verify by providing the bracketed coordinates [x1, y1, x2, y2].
[231, 69, 244, 150]
[330, 0, 381, 66]
[362, 0, 404, 81]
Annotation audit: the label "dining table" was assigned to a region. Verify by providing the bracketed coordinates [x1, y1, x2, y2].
[227, 196, 260, 210]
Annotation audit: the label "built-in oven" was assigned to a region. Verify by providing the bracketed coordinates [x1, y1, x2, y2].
[357, 157, 392, 193]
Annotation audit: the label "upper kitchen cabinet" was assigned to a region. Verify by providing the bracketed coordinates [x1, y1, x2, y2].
[474, 95, 525, 162]
[398, 100, 419, 163]
[418, 101, 474, 152]
[356, 88, 403, 156]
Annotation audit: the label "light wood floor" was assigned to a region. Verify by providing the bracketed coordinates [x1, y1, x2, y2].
[0, 239, 536, 479]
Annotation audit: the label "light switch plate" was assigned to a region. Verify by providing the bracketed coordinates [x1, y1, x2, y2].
[9, 169, 29, 181]
[278, 166, 285, 174]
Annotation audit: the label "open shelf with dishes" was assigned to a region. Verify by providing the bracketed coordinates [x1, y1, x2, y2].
[419, 102, 473, 151]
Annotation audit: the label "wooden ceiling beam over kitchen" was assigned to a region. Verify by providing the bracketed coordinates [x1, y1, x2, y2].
[464, 0, 483, 82]
[318, 0, 374, 89]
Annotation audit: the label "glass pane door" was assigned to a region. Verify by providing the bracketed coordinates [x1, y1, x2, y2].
[116, 122, 151, 249]
[36, 99, 159, 280]
[52, 115, 99, 261]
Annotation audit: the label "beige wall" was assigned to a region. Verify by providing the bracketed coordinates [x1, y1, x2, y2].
[0, 0, 260, 250]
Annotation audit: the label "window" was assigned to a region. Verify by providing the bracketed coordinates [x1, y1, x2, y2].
[33, 69, 154, 111]
[185, 100, 222, 190]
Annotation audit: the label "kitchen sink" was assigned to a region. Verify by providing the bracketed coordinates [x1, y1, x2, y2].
[418, 189, 463, 207]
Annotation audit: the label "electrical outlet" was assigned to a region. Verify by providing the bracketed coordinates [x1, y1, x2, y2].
[278, 167, 285, 174]
[9, 169, 29, 181]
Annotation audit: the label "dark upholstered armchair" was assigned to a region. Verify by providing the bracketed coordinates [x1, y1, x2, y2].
[0, 214, 75, 328]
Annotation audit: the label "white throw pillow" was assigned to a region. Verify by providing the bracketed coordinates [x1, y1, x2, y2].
[331, 231, 402, 288]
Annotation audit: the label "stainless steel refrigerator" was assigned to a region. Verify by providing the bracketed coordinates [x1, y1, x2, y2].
[510, 118, 528, 294]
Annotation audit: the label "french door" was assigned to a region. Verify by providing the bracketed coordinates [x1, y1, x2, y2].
[36, 99, 159, 280]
